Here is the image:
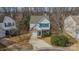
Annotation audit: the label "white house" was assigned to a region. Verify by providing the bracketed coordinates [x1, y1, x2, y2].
[64, 15, 79, 39]
[3, 16, 17, 30]
[30, 15, 50, 37]
[0, 16, 17, 37]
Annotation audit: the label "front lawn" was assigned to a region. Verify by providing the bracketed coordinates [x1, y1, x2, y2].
[42, 37, 51, 45]
[0, 33, 33, 51]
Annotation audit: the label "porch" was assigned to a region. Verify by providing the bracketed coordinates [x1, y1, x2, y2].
[37, 30, 50, 37]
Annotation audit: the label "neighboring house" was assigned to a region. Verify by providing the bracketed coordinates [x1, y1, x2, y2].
[0, 16, 17, 37]
[30, 15, 50, 37]
[64, 15, 79, 39]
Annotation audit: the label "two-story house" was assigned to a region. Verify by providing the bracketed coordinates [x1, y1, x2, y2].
[30, 15, 50, 37]
[0, 16, 17, 37]
[64, 15, 79, 39]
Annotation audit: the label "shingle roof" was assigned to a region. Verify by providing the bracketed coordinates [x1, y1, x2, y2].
[71, 15, 79, 24]
[30, 15, 49, 24]
[0, 16, 15, 23]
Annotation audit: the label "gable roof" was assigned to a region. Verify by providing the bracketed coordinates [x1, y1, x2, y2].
[30, 15, 49, 24]
[4, 16, 13, 20]
[70, 15, 79, 24]
[0, 16, 15, 23]
[3, 16, 15, 23]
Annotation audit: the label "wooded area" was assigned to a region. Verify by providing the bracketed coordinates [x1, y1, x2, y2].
[1, 7, 79, 34]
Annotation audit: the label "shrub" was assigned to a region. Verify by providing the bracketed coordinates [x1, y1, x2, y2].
[7, 29, 20, 37]
[51, 35, 70, 47]
[42, 31, 51, 37]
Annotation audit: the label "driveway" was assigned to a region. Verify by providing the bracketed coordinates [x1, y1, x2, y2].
[29, 34, 64, 51]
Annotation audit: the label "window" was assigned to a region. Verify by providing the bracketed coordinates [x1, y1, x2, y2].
[39, 23, 49, 28]
[12, 22, 15, 26]
[8, 23, 11, 26]
[5, 23, 9, 27]
[5, 23, 7, 27]
[5, 22, 14, 27]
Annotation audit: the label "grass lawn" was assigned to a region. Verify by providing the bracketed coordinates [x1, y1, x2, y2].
[0, 33, 33, 51]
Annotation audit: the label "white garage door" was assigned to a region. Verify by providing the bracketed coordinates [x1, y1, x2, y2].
[76, 33, 79, 39]
[0, 30, 5, 37]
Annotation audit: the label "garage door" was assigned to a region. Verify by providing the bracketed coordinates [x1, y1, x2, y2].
[76, 33, 79, 39]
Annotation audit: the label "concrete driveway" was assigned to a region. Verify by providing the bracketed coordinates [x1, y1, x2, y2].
[29, 34, 64, 51]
